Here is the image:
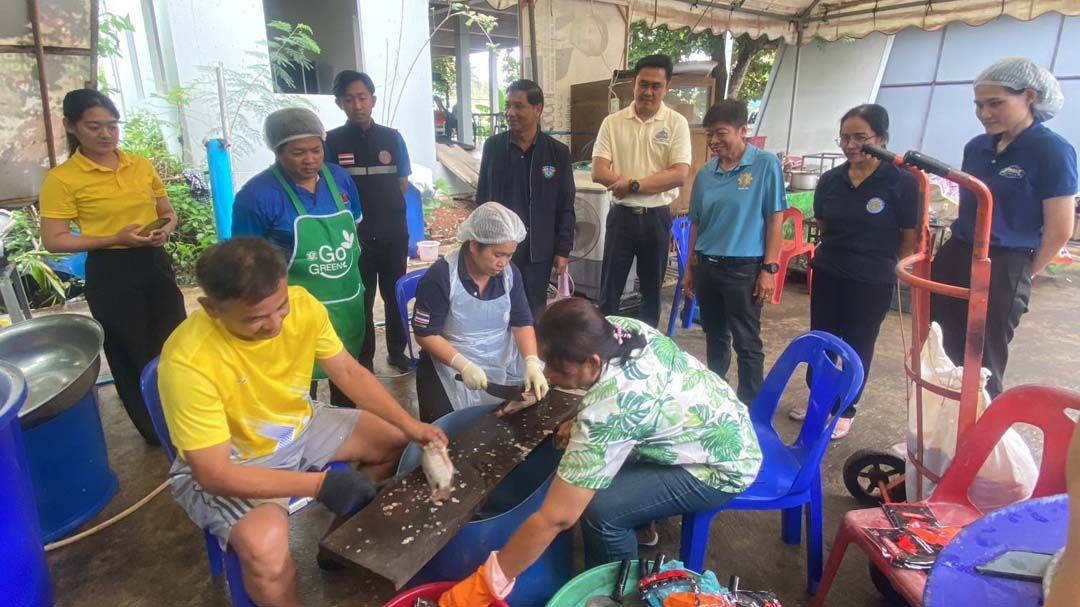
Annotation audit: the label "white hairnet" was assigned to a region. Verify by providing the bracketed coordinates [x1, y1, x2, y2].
[975, 57, 1064, 121]
[457, 202, 526, 244]
[264, 107, 325, 150]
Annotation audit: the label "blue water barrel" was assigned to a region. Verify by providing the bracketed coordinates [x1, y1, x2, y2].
[405, 184, 427, 258]
[398, 405, 572, 607]
[0, 361, 53, 606]
[22, 389, 118, 543]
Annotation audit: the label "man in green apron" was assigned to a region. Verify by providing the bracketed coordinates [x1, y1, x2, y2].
[233, 107, 367, 406]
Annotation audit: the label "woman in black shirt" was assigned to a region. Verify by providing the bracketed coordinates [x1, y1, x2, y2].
[790, 104, 917, 439]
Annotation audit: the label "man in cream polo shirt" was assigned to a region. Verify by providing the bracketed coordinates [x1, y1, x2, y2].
[592, 54, 691, 328]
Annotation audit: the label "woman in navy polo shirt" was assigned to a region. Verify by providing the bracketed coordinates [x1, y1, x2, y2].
[931, 58, 1077, 399]
[789, 104, 917, 439]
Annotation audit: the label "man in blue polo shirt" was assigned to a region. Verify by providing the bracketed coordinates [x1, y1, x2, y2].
[683, 100, 786, 405]
[232, 108, 365, 408]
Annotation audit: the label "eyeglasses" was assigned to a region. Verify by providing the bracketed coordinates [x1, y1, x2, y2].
[835, 134, 873, 147]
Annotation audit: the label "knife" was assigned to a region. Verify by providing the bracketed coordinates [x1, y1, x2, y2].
[453, 374, 527, 401]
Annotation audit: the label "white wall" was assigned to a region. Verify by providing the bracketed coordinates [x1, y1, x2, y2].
[263, 0, 360, 95]
[755, 33, 893, 160]
[103, 0, 436, 188]
[356, 0, 437, 170]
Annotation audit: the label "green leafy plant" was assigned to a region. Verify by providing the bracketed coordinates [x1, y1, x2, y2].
[266, 20, 322, 92]
[628, 23, 775, 101]
[4, 208, 71, 308]
[421, 178, 452, 222]
[97, 12, 134, 95]
[98, 12, 134, 60]
[164, 184, 216, 285]
[121, 111, 185, 183]
[120, 112, 217, 285]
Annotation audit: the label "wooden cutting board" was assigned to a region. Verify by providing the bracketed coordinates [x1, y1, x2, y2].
[320, 389, 581, 588]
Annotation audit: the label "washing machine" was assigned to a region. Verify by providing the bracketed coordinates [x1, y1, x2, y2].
[568, 171, 636, 306]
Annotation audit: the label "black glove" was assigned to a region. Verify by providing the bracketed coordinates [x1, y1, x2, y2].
[317, 469, 377, 516]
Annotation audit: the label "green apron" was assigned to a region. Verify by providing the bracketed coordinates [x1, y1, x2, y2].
[271, 164, 365, 379]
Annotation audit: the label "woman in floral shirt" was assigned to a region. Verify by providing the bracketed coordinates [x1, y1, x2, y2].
[440, 297, 762, 606]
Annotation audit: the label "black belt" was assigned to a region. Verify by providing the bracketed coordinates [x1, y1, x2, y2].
[697, 254, 762, 265]
[612, 203, 666, 215]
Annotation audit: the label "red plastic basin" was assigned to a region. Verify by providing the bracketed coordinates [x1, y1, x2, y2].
[383, 581, 509, 607]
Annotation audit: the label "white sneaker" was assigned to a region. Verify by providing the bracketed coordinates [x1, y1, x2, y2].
[788, 406, 807, 421]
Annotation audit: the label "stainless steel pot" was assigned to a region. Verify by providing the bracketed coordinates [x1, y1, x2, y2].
[789, 171, 819, 190]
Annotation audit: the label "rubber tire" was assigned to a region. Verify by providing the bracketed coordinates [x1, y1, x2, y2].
[843, 449, 907, 506]
[869, 563, 912, 607]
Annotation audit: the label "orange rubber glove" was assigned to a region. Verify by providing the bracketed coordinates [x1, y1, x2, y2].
[438, 552, 514, 607]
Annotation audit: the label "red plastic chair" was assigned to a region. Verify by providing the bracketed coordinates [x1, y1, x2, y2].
[773, 208, 815, 304]
[811, 385, 1080, 606]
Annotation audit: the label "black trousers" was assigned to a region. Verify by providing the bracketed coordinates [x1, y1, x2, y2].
[358, 236, 409, 368]
[513, 250, 554, 321]
[693, 257, 764, 405]
[809, 269, 894, 418]
[84, 247, 186, 443]
[930, 237, 1033, 399]
[415, 354, 454, 423]
[600, 205, 672, 328]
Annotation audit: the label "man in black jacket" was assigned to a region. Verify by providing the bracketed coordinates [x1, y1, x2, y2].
[476, 79, 576, 317]
[326, 70, 412, 373]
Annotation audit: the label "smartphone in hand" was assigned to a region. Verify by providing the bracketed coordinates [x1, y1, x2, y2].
[138, 217, 170, 237]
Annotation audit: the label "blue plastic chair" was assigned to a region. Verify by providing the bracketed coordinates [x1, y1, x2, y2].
[667, 215, 698, 337]
[679, 331, 865, 595]
[394, 268, 429, 367]
[139, 358, 347, 607]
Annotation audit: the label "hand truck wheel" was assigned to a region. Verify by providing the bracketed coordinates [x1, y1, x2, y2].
[843, 449, 906, 505]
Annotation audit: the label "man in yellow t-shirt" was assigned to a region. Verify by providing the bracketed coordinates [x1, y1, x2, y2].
[160, 237, 445, 607]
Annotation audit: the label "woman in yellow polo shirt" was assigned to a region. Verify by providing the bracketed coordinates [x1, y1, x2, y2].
[38, 89, 186, 444]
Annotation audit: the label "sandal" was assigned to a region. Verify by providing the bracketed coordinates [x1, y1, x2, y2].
[831, 418, 853, 440]
[636, 522, 659, 547]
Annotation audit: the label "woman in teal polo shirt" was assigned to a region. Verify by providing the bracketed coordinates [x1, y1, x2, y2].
[931, 58, 1076, 398]
[683, 100, 787, 405]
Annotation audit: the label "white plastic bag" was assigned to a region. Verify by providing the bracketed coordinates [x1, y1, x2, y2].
[546, 272, 573, 307]
[905, 322, 1038, 511]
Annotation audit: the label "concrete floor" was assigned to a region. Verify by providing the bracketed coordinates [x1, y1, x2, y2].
[43, 270, 1080, 607]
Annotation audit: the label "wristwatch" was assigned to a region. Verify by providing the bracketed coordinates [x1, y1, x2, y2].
[762, 262, 780, 274]
[629, 179, 641, 193]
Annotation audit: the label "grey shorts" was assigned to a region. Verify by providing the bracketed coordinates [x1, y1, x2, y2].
[169, 402, 361, 545]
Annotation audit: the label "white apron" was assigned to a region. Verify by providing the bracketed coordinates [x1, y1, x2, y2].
[433, 250, 525, 410]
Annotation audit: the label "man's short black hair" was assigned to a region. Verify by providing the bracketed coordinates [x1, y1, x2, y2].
[633, 54, 674, 82]
[196, 237, 287, 304]
[332, 70, 375, 98]
[506, 79, 544, 106]
[704, 100, 749, 128]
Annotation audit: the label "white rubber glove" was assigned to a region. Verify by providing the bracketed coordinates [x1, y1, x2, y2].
[523, 355, 549, 400]
[451, 353, 488, 391]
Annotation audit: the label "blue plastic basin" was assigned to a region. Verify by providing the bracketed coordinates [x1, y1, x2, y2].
[398, 405, 572, 607]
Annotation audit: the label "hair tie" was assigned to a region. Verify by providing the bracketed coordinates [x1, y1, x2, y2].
[612, 326, 629, 345]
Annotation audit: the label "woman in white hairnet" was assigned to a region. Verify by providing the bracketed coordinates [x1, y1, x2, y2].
[412, 202, 548, 421]
[931, 57, 1077, 398]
